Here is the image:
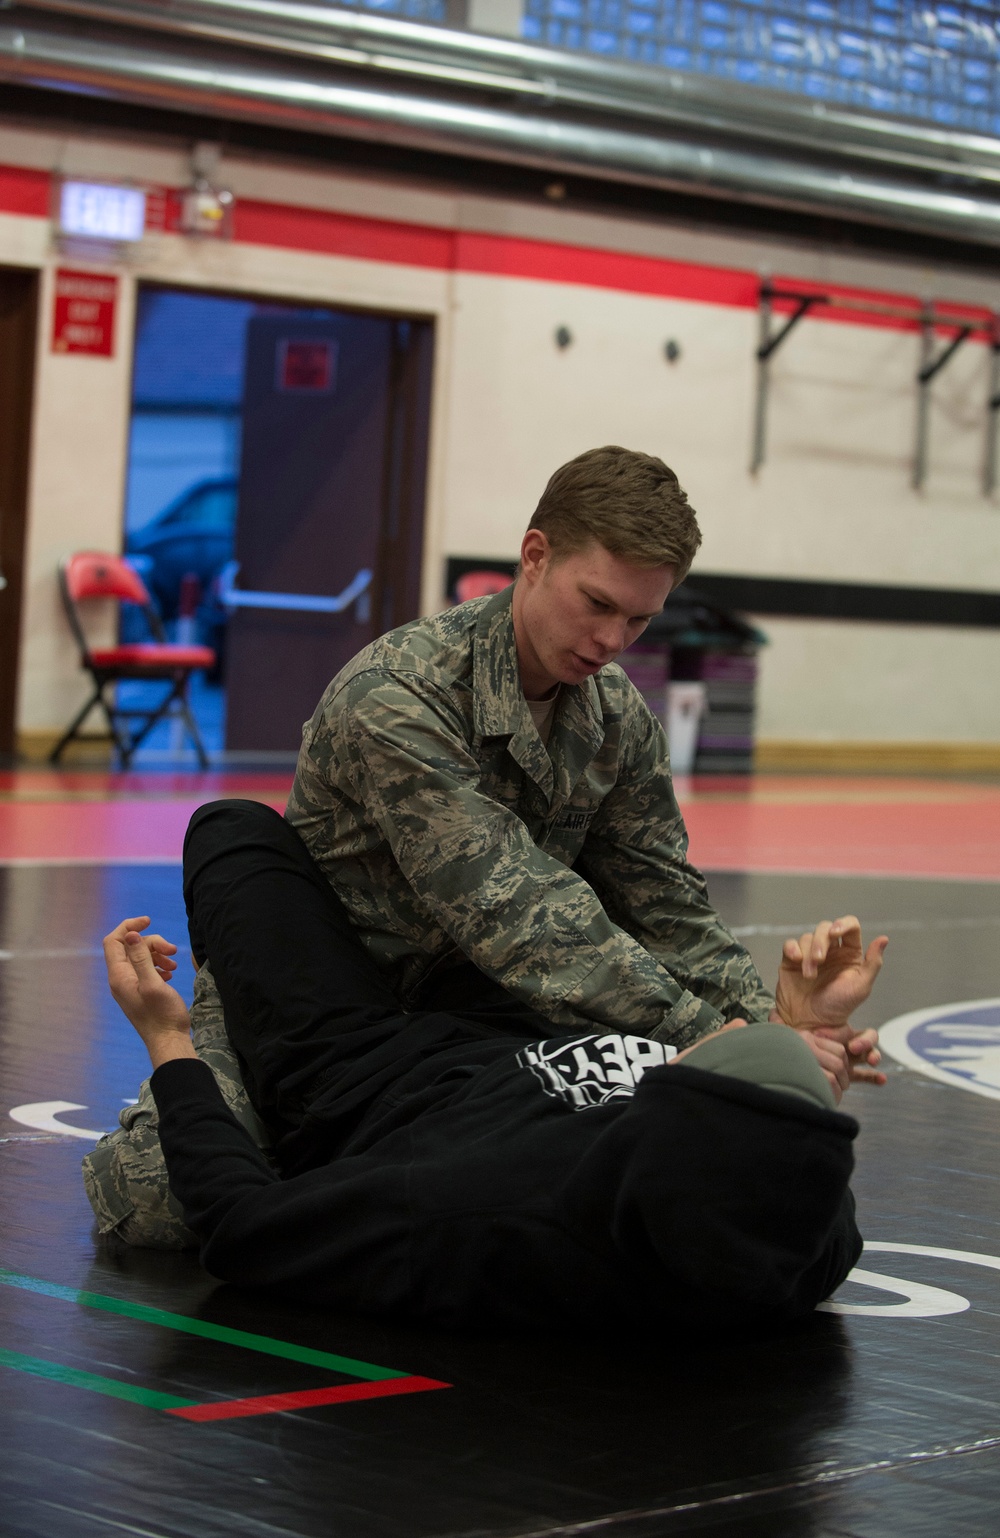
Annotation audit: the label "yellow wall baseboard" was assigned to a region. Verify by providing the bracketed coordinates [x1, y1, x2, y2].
[755, 740, 1000, 774]
[16, 730, 112, 764]
[15, 731, 1000, 775]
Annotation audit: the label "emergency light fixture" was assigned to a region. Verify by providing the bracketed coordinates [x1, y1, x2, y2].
[178, 142, 235, 239]
[178, 181, 234, 238]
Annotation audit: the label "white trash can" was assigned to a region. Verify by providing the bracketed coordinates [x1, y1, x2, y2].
[666, 682, 706, 775]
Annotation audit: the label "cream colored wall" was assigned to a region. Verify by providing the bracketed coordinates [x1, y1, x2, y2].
[1, 210, 137, 732]
[22, 286, 139, 732]
[754, 618, 1000, 743]
[440, 273, 1000, 746]
[2, 119, 999, 745]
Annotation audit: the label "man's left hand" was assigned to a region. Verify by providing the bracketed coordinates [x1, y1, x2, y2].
[775, 915, 888, 1030]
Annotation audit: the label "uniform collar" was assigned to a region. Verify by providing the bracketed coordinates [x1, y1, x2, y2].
[472, 586, 527, 739]
[472, 584, 605, 807]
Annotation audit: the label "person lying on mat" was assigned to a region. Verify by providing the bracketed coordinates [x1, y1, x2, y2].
[100, 800, 879, 1329]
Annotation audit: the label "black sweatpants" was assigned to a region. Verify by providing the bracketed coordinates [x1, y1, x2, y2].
[158, 799, 862, 1330]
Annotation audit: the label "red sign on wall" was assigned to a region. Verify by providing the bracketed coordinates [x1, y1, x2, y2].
[51, 269, 118, 356]
[278, 339, 336, 392]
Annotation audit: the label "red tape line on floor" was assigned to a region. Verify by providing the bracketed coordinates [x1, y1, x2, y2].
[166, 1374, 451, 1422]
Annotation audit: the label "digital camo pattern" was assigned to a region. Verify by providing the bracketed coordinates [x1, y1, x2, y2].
[81, 964, 272, 1249]
[288, 586, 773, 1049]
[518, 1032, 677, 1110]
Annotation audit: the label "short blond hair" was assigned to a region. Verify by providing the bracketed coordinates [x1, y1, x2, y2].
[527, 445, 701, 582]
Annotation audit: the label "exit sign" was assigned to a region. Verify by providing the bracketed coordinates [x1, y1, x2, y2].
[51, 269, 119, 356]
[58, 180, 146, 243]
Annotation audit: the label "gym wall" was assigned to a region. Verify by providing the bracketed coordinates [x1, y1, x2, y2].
[2, 116, 999, 760]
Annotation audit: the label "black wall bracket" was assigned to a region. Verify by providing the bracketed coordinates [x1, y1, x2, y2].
[751, 279, 1000, 497]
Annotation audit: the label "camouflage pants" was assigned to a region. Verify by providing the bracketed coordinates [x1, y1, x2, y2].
[81, 964, 273, 1249]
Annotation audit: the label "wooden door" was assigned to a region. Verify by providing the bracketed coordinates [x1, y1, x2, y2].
[224, 311, 432, 752]
[0, 268, 39, 759]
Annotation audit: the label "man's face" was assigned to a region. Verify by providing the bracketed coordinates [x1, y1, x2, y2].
[512, 532, 676, 699]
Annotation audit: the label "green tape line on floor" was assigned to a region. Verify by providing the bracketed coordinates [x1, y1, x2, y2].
[0, 1268, 401, 1380]
[0, 1346, 198, 1410]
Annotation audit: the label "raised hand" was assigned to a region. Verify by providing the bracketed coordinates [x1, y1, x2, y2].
[775, 915, 888, 1031]
[103, 916, 195, 1068]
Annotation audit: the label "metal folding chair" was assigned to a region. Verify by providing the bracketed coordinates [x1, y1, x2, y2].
[51, 552, 216, 768]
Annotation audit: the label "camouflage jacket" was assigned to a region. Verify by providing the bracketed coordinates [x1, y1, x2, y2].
[287, 587, 774, 1048]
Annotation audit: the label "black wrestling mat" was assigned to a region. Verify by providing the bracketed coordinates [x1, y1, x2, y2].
[1, 864, 999, 1537]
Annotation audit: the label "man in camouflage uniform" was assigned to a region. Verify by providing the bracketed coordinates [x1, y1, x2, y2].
[286, 528, 766, 1048]
[284, 444, 883, 1053]
[84, 445, 884, 1250]
[285, 445, 765, 1046]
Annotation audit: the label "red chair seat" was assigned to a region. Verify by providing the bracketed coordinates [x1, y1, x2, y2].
[89, 643, 216, 670]
[54, 551, 216, 768]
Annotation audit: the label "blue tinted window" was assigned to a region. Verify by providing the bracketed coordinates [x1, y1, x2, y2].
[520, 1, 1000, 131]
[587, 26, 621, 48]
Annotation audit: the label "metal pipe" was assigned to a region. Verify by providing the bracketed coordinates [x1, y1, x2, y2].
[4, 6, 1000, 245]
[913, 317, 974, 488]
[984, 333, 1000, 498]
[19, 0, 1000, 188]
[750, 284, 773, 476]
[913, 309, 935, 492]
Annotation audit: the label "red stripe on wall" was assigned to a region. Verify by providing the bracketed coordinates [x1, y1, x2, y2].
[452, 228, 759, 306]
[234, 197, 455, 270]
[234, 200, 760, 304]
[0, 164, 51, 219]
[228, 213, 998, 334]
[0, 162, 990, 334]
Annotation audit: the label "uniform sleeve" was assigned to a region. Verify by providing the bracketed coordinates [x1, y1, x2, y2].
[580, 691, 775, 1029]
[295, 669, 748, 1048]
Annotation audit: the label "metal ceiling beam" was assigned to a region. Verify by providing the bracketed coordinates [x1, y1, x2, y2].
[4, 1, 1000, 246]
